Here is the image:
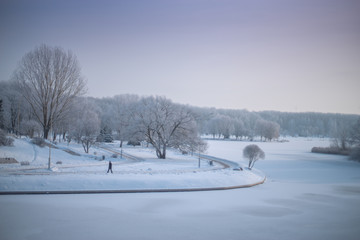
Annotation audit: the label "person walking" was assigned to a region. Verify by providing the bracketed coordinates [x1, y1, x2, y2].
[107, 161, 113, 173]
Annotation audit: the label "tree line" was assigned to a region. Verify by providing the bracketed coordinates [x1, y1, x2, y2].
[191, 107, 359, 139]
[1, 44, 359, 159]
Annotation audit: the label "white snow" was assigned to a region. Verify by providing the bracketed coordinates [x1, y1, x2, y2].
[0, 138, 261, 191]
[1, 137, 360, 240]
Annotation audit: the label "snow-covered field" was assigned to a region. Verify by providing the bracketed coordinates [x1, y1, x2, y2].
[1, 138, 360, 240]
[0, 138, 263, 191]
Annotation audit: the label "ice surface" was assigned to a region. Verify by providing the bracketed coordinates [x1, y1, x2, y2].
[1, 137, 360, 240]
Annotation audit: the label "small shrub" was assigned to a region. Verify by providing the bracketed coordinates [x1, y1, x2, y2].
[56, 161, 62, 164]
[31, 137, 46, 147]
[111, 153, 118, 158]
[311, 147, 349, 155]
[4, 137, 14, 146]
[0, 129, 14, 146]
[20, 161, 30, 166]
[127, 140, 141, 146]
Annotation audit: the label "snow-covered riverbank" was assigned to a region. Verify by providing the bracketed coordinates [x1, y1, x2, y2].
[1, 137, 360, 240]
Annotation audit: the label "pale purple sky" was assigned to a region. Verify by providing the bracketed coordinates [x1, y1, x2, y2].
[1, 0, 360, 114]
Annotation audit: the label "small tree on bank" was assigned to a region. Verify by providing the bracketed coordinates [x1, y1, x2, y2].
[243, 144, 265, 169]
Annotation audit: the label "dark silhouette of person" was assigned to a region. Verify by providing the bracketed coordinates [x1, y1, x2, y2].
[107, 161, 113, 173]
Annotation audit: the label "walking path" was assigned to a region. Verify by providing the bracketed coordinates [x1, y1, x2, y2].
[0, 141, 266, 194]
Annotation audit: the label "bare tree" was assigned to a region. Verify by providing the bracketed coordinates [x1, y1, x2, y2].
[332, 120, 352, 150]
[67, 99, 100, 153]
[233, 118, 245, 140]
[133, 96, 204, 159]
[13, 44, 86, 139]
[243, 144, 265, 169]
[112, 95, 139, 147]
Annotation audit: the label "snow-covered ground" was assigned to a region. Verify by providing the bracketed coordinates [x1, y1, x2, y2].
[0, 138, 263, 191]
[1, 137, 360, 240]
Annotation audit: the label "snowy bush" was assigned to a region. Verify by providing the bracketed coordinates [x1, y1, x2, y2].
[127, 140, 141, 146]
[111, 153, 118, 158]
[31, 137, 46, 147]
[0, 129, 14, 146]
[20, 161, 30, 166]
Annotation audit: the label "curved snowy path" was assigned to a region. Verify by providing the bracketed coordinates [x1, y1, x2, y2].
[0, 140, 266, 193]
[1, 145, 240, 175]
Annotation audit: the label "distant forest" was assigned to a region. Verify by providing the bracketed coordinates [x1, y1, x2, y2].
[194, 108, 360, 137]
[191, 106, 359, 139]
[1, 79, 358, 142]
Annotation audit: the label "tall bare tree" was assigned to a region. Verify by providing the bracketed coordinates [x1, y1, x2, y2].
[133, 96, 205, 159]
[13, 44, 86, 139]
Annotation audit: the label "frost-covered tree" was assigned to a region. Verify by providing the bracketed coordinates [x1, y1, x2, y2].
[243, 144, 265, 169]
[255, 119, 280, 141]
[133, 96, 204, 159]
[233, 118, 245, 140]
[264, 121, 280, 141]
[205, 117, 221, 139]
[205, 114, 234, 139]
[332, 120, 352, 150]
[20, 119, 42, 138]
[112, 95, 139, 147]
[13, 44, 86, 139]
[170, 118, 207, 155]
[217, 115, 234, 139]
[68, 99, 100, 153]
[0, 81, 24, 134]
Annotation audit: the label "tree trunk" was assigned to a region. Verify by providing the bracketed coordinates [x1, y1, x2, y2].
[44, 126, 50, 139]
[155, 148, 166, 159]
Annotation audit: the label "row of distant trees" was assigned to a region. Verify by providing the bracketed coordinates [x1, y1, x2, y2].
[1, 44, 360, 159]
[192, 108, 359, 139]
[201, 114, 280, 141]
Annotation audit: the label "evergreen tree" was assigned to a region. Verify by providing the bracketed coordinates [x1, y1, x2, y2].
[97, 126, 113, 143]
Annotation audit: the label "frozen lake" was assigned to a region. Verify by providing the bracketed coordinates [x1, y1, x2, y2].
[1, 138, 360, 240]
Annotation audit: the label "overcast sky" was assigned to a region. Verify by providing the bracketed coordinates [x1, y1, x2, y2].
[1, 0, 360, 114]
